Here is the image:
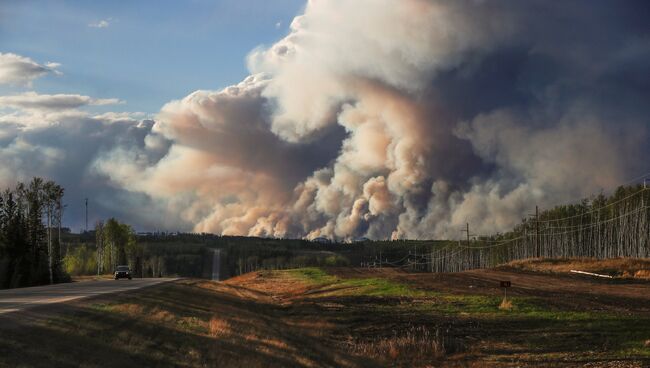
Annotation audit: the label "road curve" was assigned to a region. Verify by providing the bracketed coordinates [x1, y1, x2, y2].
[0, 278, 176, 314]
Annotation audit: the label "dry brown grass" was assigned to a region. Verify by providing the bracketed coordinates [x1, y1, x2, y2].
[285, 319, 335, 338]
[224, 270, 311, 298]
[506, 257, 650, 278]
[150, 307, 175, 323]
[633, 270, 650, 279]
[4, 269, 650, 367]
[208, 317, 231, 337]
[112, 303, 144, 315]
[347, 325, 457, 362]
[498, 298, 513, 310]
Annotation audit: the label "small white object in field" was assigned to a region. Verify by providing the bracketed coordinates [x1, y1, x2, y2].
[569, 270, 613, 279]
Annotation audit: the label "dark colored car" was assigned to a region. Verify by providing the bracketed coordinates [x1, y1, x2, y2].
[114, 265, 132, 280]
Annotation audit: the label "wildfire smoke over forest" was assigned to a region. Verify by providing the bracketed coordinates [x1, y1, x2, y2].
[1, 0, 649, 240]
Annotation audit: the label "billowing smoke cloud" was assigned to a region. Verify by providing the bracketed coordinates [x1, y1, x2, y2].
[3, 1, 650, 239]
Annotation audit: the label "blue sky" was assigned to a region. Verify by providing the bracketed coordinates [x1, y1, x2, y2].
[0, 0, 305, 113]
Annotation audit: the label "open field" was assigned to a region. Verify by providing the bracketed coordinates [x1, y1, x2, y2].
[1, 261, 649, 367]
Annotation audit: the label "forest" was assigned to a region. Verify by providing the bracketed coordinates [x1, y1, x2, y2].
[3, 179, 649, 287]
[61, 224, 207, 279]
[406, 185, 650, 272]
[0, 177, 182, 288]
[0, 178, 67, 288]
[130, 234, 352, 279]
[59, 232, 354, 280]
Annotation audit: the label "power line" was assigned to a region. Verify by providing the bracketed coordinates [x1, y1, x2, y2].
[383, 204, 648, 266]
[85, 198, 88, 233]
[540, 170, 650, 210]
[363, 171, 650, 268]
[537, 206, 649, 237]
[533, 188, 648, 224]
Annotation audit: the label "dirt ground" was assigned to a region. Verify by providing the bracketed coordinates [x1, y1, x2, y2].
[395, 268, 650, 313]
[1, 263, 649, 367]
[226, 266, 650, 366]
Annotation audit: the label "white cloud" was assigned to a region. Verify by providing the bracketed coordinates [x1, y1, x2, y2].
[0, 53, 61, 86]
[92, 111, 150, 122]
[89, 18, 111, 28]
[0, 92, 122, 111]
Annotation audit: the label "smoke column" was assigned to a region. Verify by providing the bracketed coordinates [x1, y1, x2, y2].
[90, 0, 650, 240]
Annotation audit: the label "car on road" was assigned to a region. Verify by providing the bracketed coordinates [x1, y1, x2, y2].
[114, 265, 132, 280]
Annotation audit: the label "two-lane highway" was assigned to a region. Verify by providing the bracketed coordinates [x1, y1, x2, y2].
[0, 278, 176, 314]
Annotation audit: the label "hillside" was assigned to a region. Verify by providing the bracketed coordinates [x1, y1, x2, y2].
[1, 262, 649, 367]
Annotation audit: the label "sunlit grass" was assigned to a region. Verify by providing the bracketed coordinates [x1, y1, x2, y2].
[279, 267, 650, 361]
[3, 268, 649, 366]
[284, 267, 337, 285]
[283, 267, 431, 297]
[282, 268, 648, 325]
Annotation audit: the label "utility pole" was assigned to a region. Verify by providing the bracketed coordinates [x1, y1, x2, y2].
[528, 207, 540, 258]
[536, 205, 540, 258]
[47, 202, 53, 284]
[460, 223, 471, 246]
[58, 201, 66, 260]
[461, 223, 471, 271]
[641, 179, 646, 207]
[85, 198, 88, 233]
[414, 245, 417, 271]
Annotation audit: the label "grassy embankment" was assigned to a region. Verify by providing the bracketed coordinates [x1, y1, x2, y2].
[1, 264, 649, 367]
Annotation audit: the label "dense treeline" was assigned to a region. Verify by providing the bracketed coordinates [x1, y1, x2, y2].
[0, 178, 68, 288]
[136, 242, 208, 278]
[0, 179, 447, 285]
[13, 181, 645, 284]
[218, 237, 350, 276]
[63, 218, 141, 276]
[136, 234, 352, 278]
[61, 234, 213, 278]
[135, 235, 460, 278]
[421, 185, 650, 272]
[63, 221, 209, 278]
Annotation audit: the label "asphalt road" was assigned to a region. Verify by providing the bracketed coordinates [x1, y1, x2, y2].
[0, 278, 176, 314]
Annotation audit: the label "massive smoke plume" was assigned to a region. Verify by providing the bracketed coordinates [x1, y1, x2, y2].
[2, 0, 650, 239]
